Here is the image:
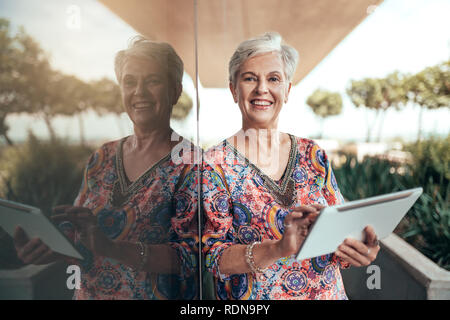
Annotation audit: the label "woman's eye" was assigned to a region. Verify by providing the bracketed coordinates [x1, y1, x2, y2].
[269, 77, 280, 82]
[146, 78, 162, 86]
[243, 76, 256, 82]
[124, 80, 135, 87]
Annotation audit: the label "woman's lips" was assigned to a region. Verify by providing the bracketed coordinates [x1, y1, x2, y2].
[250, 99, 273, 110]
[133, 101, 154, 109]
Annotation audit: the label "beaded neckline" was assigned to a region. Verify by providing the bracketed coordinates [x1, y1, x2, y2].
[110, 136, 171, 207]
[225, 134, 298, 207]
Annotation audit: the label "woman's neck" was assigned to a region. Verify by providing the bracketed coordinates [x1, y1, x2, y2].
[130, 126, 174, 151]
[234, 127, 282, 150]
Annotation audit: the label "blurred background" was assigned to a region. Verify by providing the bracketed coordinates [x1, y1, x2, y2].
[0, 0, 448, 298]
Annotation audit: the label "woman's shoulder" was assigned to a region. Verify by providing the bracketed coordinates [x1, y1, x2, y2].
[84, 138, 123, 168]
[99, 138, 122, 151]
[94, 138, 122, 156]
[289, 134, 332, 171]
[289, 135, 324, 154]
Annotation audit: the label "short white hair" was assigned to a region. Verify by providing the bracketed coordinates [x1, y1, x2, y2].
[228, 32, 299, 87]
[114, 35, 183, 89]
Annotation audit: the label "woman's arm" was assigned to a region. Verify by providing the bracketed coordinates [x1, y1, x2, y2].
[52, 206, 184, 274]
[106, 241, 181, 274]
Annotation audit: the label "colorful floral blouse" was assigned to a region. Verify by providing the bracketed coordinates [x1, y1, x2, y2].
[59, 136, 198, 300]
[201, 135, 349, 300]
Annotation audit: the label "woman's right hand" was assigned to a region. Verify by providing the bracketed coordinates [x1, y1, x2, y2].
[52, 205, 114, 258]
[275, 204, 323, 258]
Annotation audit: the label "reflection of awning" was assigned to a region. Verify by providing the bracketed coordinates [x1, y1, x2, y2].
[100, 0, 383, 88]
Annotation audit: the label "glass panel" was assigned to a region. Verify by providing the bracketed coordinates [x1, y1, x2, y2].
[0, 0, 199, 300]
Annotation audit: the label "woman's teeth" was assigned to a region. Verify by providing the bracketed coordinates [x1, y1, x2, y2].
[134, 102, 152, 109]
[251, 100, 272, 107]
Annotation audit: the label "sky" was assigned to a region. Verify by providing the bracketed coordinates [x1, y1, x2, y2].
[1, 0, 449, 145]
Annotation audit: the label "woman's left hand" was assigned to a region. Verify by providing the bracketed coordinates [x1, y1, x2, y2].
[335, 225, 380, 267]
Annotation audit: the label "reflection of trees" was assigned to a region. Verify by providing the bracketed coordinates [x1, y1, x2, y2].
[0, 18, 48, 145]
[0, 18, 193, 145]
[306, 89, 342, 139]
[172, 91, 193, 121]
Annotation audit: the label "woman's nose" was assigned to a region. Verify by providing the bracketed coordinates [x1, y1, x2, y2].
[255, 80, 269, 94]
[134, 80, 146, 96]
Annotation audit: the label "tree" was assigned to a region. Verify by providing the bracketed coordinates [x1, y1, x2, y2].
[306, 89, 342, 139]
[89, 77, 125, 138]
[0, 19, 52, 144]
[53, 75, 98, 144]
[405, 61, 450, 141]
[347, 73, 406, 142]
[171, 90, 193, 121]
[375, 72, 407, 142]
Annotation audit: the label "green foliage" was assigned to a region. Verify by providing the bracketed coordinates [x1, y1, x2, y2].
[306, 89, 342, 138]
[346, 72, 407, 142]
[402, 182, 450, 270]
[306, 89, 343, 118]
[0, 134, 93, 216]
[347, 72, 407, 112]
[89, 77, 123, 115]
[404, 61, 450, 141]
[403, 134, 450, 192]
[334, 135, 450, 270]
[0, 18, 51, 144]
[334, 153, 409, 201]
[404, 61, 450, 110]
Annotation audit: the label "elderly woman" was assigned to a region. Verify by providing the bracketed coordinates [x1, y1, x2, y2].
[13, 36, 198, 300]
[201, 32, 380, 300]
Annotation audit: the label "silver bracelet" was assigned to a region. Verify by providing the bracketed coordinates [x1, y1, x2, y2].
[245, 241, 266, 274]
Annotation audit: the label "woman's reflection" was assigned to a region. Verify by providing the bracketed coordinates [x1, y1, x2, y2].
[13, 36, 198, 300]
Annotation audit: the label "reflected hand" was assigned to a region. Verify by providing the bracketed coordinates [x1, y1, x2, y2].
[52, 205, 113, 257]
[335, 225, 380, 267]
[14, 226, 56, 265]
[275, 204, 324, 257]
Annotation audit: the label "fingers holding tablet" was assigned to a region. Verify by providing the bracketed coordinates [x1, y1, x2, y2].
[52, 206, 97, 229]
[14, 226, 55, 265]
[335, 226, 381, 267]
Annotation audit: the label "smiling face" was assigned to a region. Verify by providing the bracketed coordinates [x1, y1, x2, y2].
[120, 56, 177, 131]
[230, 52, 291, 130]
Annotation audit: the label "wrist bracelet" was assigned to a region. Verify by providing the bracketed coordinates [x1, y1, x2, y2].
[136, 241, 148, 273]
[245, 241, 266, 274]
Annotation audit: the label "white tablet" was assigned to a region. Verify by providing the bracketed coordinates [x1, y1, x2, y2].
[0, 198, 84, 260]
[296, 187, 423, 261]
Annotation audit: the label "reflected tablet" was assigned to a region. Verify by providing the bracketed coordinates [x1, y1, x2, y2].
[0, 198, 84, 260]
[296, 187, 423, 261]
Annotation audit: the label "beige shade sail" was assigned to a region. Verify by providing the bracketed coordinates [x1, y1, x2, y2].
[100, 0, 383, 88]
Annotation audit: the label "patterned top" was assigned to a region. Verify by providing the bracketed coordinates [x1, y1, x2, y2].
[60, 136, 198, 300]
[201, 135, 349, 300]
